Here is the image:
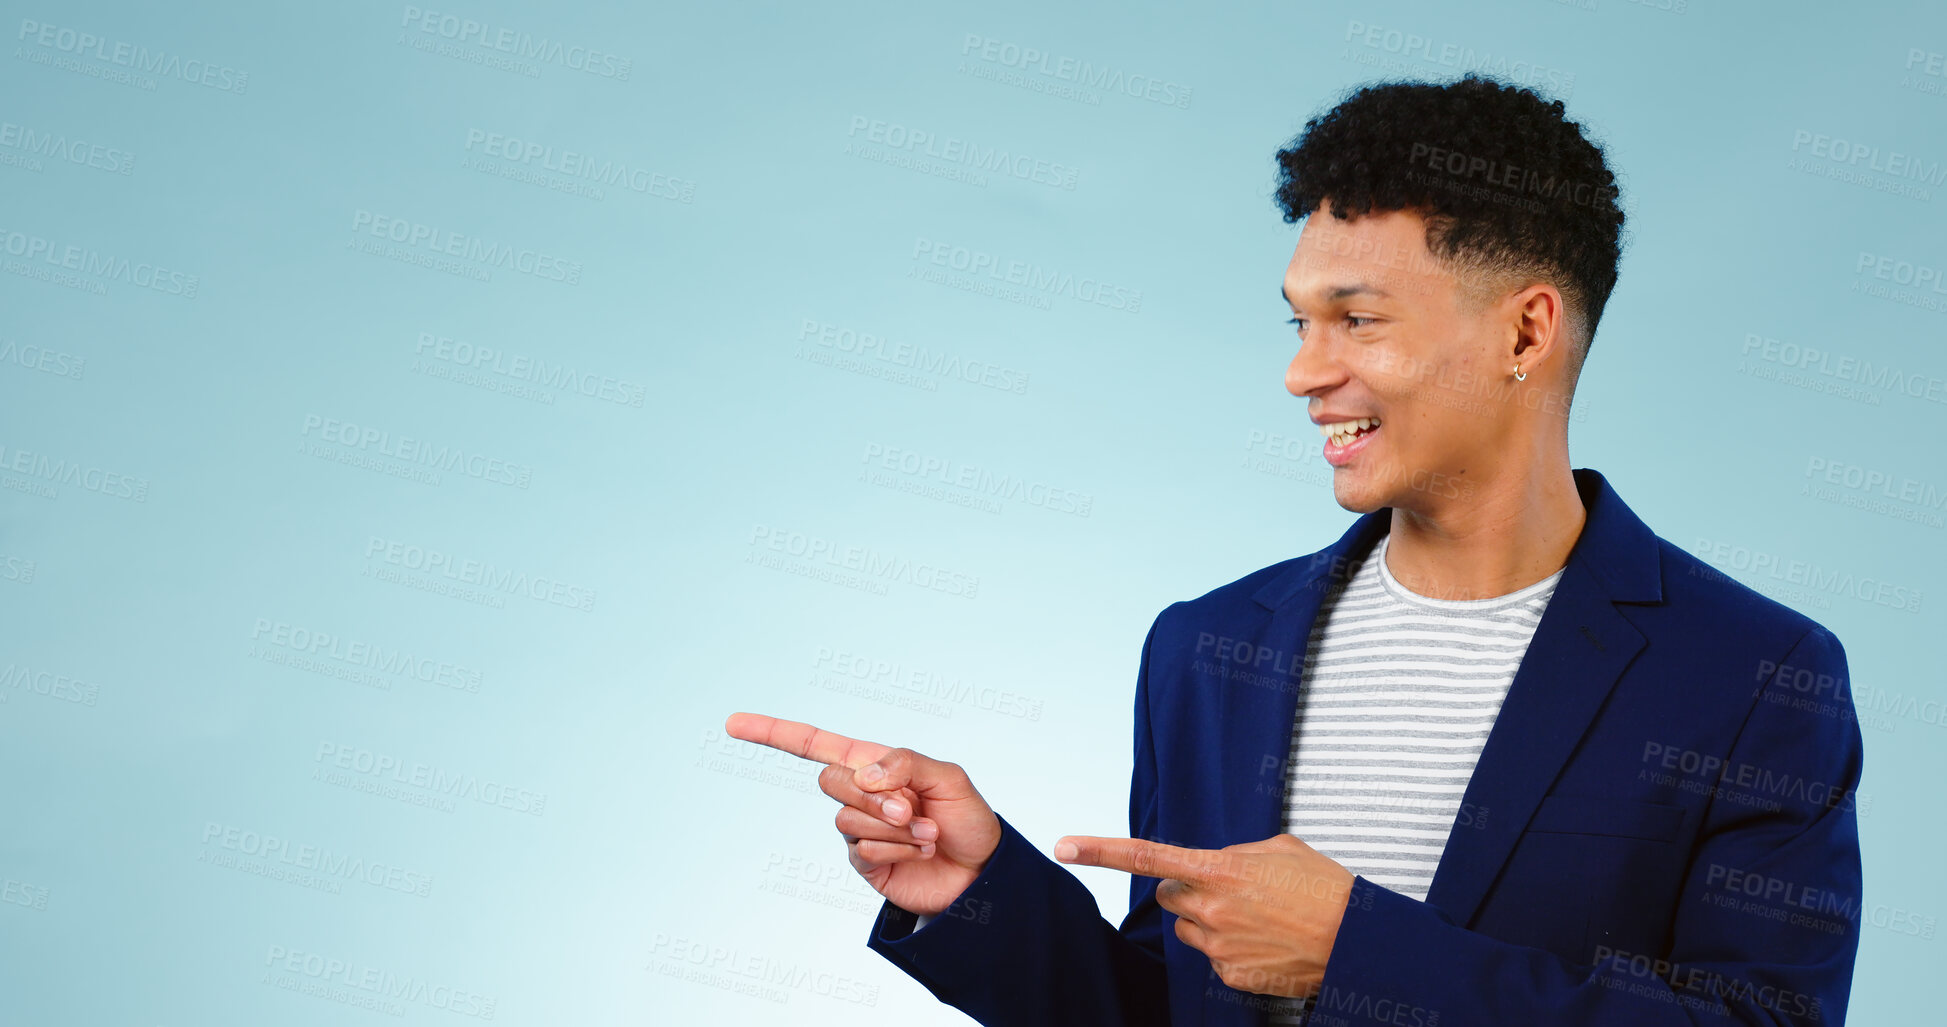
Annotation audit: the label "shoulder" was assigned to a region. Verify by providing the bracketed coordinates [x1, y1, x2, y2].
[1623, 536, 1858, 725]
[1144, 551, 1321, 651]
[1649, 534, 1840, 649]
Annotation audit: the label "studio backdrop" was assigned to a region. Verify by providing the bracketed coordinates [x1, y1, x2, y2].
[2, 0, 1942, 1023]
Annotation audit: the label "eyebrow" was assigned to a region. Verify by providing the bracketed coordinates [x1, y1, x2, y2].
[1282, 282, 1393, 309]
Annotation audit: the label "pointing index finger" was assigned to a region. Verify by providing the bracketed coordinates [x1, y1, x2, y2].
[724, 711, 891, 769]
[1054, 836, 1225, 883]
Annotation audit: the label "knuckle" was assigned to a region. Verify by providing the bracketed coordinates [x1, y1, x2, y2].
[859, 840, 907, 862]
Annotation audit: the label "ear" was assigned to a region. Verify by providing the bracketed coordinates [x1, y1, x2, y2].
[1509, 282, 1569, 371]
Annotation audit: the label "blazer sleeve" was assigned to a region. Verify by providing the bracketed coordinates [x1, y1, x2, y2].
[863, 609, 1177, 1027]
[1307, 624, 1865, 1026]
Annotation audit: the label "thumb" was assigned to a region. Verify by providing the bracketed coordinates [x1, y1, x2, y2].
[854, 747, 973, 802]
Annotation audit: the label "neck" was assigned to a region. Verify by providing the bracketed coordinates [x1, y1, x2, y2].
[1382, 458, 1586, 602]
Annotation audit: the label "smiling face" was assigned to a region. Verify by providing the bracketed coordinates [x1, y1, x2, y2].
[1282, 198, 1572, 516]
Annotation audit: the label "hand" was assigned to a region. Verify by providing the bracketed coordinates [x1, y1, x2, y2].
[1054, 832, 1355, 998]
[725, 712, 1002, 917]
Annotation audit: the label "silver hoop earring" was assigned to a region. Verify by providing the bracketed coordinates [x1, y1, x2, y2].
[1513, 363, 1527, 382]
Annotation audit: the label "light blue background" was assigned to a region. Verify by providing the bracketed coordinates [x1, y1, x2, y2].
[2, 0, 1943, 1023]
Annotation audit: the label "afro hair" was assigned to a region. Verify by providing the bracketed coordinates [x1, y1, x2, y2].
[1274, 72, 1626, 363]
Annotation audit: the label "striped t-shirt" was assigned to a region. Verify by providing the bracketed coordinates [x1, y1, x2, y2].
[1267, 531, 1562, 1024]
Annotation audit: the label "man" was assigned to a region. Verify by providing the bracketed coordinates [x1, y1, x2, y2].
[727, 73, 1863, 1026]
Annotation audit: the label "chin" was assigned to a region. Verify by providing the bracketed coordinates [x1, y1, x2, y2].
[1329, 476, 1391, 515]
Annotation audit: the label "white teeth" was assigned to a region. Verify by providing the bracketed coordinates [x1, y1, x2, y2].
[1318, 417, 1380, 445]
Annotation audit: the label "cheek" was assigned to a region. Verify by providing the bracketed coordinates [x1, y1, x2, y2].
[1360, 345, 1416, 390]
[1366, 352, 1424, 410]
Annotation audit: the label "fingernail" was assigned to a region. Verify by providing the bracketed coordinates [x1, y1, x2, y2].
[860, 764, 885, 784]
[1055, 841, 1078, 862]
[912, 820, 938, 841]
[882, 798, 908, 820]
[920, 843, 935, 857]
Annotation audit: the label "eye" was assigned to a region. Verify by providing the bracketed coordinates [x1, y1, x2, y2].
[1287, 315, 1376, 335]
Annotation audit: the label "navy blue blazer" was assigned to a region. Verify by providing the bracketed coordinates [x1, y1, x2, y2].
[866, 467, 1864, 1026]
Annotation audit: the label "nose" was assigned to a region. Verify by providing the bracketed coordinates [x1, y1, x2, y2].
[1284, 331, 1344, 400]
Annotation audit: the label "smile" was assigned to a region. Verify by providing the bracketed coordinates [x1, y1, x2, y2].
[1318, 417, 1380, 446]
[1319, 417, 1380, 466]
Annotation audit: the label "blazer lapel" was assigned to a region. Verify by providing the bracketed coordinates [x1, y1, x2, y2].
[1423, 468, 1663, 926]
[1218, 469, 1664, 927]
[1221, 508, 1390, 844]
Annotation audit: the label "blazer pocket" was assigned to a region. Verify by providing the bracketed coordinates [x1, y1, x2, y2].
[1525, 795, 1686, 843]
